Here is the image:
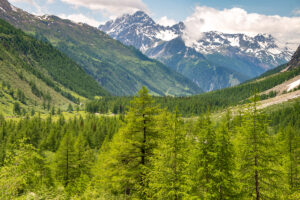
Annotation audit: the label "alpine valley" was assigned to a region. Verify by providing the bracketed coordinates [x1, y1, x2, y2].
[0, 0, 299, 199]
[0, 0, 201, 96]
[100, 11, 293, 91]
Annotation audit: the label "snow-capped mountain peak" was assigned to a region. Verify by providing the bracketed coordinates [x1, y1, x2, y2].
[184, 31, 292, 64]
[100, 11, 292, 63]
[99, 11, 294, 91]
[99, 11, 182, 52]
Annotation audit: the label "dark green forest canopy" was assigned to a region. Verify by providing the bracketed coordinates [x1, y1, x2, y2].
[0, 19, 110, 99]
[0, 88, 299, 199]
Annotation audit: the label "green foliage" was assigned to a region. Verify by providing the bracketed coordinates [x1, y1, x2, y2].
[237, 94, 286, 199]
[0, 113, 121, 198]
[213, 111, 237, 199]
[17, 89, 26, 104]
[1, 12, 201, 96]
[91, 87, 160, 199]
[0, 87, 299, 199]
[148, 109, 189, 199]
[0, 138, 52, 199]
[67, 103, 73, 113]
[189, 113, 220, 199]
[13, 102, 21, 115]
[86, 65, 300, 116]
[0, 18, 109, 114]
[54, 132, 77, 187]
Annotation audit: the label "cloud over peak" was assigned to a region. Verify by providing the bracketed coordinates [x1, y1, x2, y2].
[157, 16, 176, 26]
[61, 0, 149, 18]
[183, 6, 300, 50]
[58, 13, 102, 27]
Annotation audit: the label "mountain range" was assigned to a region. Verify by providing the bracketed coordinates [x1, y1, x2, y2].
[0, 0, 297, 97]
[0, 0, 201, 96]
[100, 11, 293, 91]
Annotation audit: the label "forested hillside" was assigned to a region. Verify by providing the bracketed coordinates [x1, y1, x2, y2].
[0, 0, 202, 96]
[0, 1, 298, 199]
[0, 18, 109, 115]
[0, 87, 298, 199]
[86, 60, 300, 116]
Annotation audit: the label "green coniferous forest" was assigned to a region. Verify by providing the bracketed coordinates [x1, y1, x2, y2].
[85, 62, 300, 116]
[0, 87, 299, 199]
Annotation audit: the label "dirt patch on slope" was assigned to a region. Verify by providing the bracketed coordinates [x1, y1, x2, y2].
[258, 90, 300, 109]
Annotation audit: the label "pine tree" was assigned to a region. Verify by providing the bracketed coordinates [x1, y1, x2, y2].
[31, 108, 35, 116]
[72, 132, 94, 194]
[148, 109, 189, 199]
[214, 111, 237, 199]
[54, 132, 77, 188]
[67, 103, 73, 113]
[189, 112, 218, 199]
[92, 87, 159, 199]
[51, 106, 55, 115]
[280, 124, 300, 197]
[238, 93, 284, 199]
[13, 102, 21, 115]
[0, 139, 52, 198]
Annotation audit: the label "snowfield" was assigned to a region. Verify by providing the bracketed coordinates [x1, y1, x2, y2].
[287, 79, 300, 91]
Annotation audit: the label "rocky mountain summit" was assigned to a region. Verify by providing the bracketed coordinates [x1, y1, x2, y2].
[100, 11, 293, 91]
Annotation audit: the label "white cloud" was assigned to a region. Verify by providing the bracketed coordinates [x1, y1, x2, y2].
[293, 9, 300, 16]
[10, 0, 33, 3]
[60, 0, 148, 18]
[59, 13, 102, 27]
[9, 0, 44, 15]
[183, 6, 300, 50]
[157, 16, 176, 27]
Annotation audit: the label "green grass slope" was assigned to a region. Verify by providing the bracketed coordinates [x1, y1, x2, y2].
[0, 19, 109, 115]
[0, 0, 202, 96]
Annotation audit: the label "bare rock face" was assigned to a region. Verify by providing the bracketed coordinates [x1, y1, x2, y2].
[0, 0, 12, 11]
[287, 45, 300, 71]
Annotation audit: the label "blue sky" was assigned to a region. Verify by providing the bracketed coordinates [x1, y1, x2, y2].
[7, 0, 300, 50]
[145, 0, 300, 21]
[9, 0, 300, 26]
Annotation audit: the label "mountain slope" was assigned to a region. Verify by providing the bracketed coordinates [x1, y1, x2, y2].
[165, 47, 300, 115]
[0, 0, 201, 96]
[0, 18, 110, 115]
[88, 46, 300, 116]
[100, 11, 293, 91]
[286, 45, 300, 71]
[145, 37, 249, 91]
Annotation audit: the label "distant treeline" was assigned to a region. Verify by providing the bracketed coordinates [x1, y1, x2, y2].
[86, 64, 300, 116]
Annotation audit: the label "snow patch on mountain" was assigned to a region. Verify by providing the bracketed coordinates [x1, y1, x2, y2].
[99, 10, 293, 80]
[288, 79, 300, 91]
[183, 31, 293, 66]
[0, 7, 5, 13]
[227, 37, 239, 47]
[156, 30, 178, 41]
[11, 5, 18, 12]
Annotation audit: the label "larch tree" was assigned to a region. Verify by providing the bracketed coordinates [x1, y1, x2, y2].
[92, 86, 160, 199]
[279, 124, 300, 198]
[214, 111, 238, 199]
[54, 132, 77, 188]
[238, 94, 284, 200]
[148, 109, 189, 199]
[0, 139, 52, 198]
[189, 112, 218, 199]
